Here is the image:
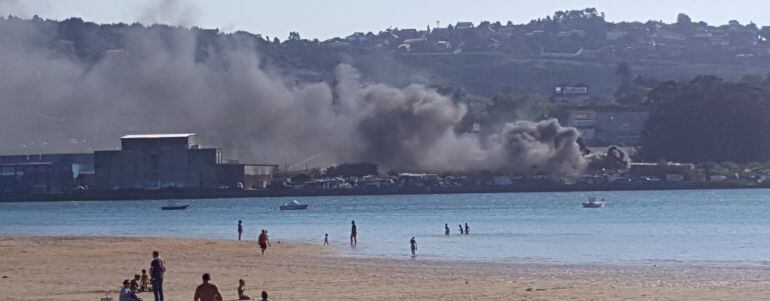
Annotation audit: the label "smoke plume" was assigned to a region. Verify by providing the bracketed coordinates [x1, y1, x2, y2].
[0, 17, 589, 174]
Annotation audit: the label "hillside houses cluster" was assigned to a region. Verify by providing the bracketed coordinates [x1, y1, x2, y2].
[320, 9, 770, 64]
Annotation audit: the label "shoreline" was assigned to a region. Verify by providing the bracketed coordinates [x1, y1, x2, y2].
[2, 235, 770, 300]
[1, 181, 768, 202]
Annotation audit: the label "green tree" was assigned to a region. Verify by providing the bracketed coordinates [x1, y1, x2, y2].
[642, 76, 770, 163]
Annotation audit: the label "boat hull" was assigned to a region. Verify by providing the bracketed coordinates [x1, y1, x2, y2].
[581, 202, 604, 208]
[279, 204, 308, 210]
[161, 205, 189, 210]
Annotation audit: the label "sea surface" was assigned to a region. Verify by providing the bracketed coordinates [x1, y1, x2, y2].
[2, 189, 770, 265]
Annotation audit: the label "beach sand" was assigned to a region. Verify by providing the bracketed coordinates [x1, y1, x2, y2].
[1, 235, 769, 300]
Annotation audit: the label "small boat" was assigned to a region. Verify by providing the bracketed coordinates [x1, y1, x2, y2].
[280, 200, 308, 210]
[582, 197, 605, 208]
[162, 201, 189, 210]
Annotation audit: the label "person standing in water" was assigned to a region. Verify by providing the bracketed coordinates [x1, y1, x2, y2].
[410, 237, 417, 257]
[458, 224, 464, 235]
[350, 220, 357, 246]
[237, 220, 244, 241]
[323, 233, 329, 246]
[464, 223, 470, 235]
[444, 223, 450, 236]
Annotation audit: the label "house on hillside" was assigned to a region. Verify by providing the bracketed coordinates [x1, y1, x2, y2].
[551, 85, 590, 103]
[455, 22, 474, 30]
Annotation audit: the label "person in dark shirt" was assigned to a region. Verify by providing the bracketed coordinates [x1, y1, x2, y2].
[464, 223, 470, 235]
[350, 220, 357, 246]
[150, 251, 166, 301]
[444, 223, 450, 236]
[238, 220, 244, 241]
[410, 237, 417, 257]
[458, 224, 464, 234]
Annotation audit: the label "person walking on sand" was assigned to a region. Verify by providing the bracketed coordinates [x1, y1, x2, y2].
[237, 279, 251, 300]
[410, 237, 417, 257]
[323, 233, 329, 246]
[149, 251, 165, 301]
[458, 224, 464, 235]
[258, 230, 270, 255]
[238, 220, 244, 241]
[350, 220, 357, 246]
[193, 273, 223, 301]
[444, 223, 450, 236]
[465, 223, 470, 235]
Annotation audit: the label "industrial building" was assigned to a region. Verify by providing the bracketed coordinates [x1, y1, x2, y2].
[0, 153, 94, 193]
[94, 133, 276, 190]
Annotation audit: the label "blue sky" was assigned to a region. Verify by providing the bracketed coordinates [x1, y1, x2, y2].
[4, 0, 770, 39]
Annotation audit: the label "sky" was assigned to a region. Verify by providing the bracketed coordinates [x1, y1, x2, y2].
[2, 0, 770, 40]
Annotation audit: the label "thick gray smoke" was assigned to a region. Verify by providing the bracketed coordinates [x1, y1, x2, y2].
[0, 17, 588, 174]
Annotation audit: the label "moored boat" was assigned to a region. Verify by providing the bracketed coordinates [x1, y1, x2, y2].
[280, 200, 308, 210]
[582, 197, 605, 208]
[162, 201, 189, 210]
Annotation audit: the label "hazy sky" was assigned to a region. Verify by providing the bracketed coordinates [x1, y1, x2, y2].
[4, 0, 770, 40]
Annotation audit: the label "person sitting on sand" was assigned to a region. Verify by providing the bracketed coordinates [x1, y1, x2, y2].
[130, 274, 141, 292]
[120, 279, 142, 301]
[258, 230, 270, 255]
[260, 291, 270, 301]
[193, 273, 223, 301]
[140, 269, 151, 292]
[237, 279, 251, 300]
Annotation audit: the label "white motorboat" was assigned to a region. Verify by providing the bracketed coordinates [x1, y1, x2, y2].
[280, 200, 309, 210]
[582, 197, 605, 208]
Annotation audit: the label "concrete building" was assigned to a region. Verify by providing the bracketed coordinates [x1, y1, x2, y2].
[95, 134, 221, 190]
[0, 153, 94, 193]
[94, 133, 278, 190]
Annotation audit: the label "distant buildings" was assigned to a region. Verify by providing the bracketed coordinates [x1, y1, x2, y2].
[94, 133, 276, 190]
[551, 84, 590, 103]
[566, 108, 649, 146]
[0, 153, 93, 193]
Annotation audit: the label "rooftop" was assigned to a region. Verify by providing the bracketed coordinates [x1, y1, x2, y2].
[120, 133, 196, 139]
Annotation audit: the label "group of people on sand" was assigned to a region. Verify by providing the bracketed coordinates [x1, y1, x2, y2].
[444, 223, 470, 235]
[119, 251, 165, 301]
[193, 273, 270, 301]
[119, 250, 272, 301]
[237, 221, 272, 255]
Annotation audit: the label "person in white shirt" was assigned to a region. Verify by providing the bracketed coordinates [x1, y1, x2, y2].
[120, 279, 142, 301]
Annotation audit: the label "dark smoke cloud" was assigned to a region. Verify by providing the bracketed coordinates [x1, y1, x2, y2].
[0, 17, 589, 174]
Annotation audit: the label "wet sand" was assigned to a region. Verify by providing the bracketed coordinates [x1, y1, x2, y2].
[1, 235, 769, 300]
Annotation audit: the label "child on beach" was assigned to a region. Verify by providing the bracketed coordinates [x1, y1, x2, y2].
[130, 274, 140, 292]
[237, 279, 251, 300]
[140, 269, 151, 292]
[323, 233, 329, 245]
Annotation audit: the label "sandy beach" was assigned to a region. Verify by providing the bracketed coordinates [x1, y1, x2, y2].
[1, 236, 769, 300]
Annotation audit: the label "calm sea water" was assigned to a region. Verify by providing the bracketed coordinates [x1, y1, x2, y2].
[2, 189, 770, 265]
